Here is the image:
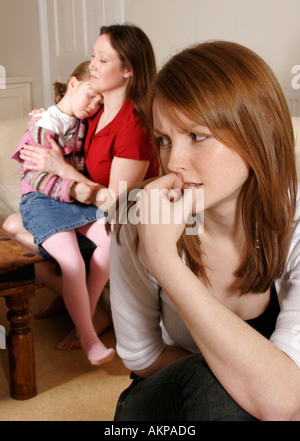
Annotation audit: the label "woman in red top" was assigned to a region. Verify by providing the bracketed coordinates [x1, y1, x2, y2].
[3, 24, 158, 351]
[84, 98, 158, 188]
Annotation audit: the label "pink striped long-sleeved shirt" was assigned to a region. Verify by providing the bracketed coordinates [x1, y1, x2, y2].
[11, 120, 86, 203]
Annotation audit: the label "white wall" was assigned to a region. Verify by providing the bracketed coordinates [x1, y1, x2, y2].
[0, 0, 123, 108]
[0, 0, 44, 107]
[124, 0, 300, 91]
[1, 0, 299, 108]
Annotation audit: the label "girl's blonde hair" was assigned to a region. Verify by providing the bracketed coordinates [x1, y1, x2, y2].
[113, 41, 297, 294]
[53, 61, 90, 104]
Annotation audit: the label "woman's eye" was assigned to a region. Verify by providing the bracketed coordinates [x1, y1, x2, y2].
[156, 136, 170, 148]
[191, 133, 207, 142]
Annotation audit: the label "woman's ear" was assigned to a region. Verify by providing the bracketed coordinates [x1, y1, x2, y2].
[124, 70, 133, 79]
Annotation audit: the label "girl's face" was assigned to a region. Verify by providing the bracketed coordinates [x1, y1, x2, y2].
[152, 97, 250, 215]
[89, 34, 132, 95]
[70, 80, 103, 119]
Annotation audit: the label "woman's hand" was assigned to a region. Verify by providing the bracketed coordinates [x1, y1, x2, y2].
[136, 173, 198, 275]
[92, 187, 116, 212]
[19, 136, 66, 175]
[70, 182, 99, 204]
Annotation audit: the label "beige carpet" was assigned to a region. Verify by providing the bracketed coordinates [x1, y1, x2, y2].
[0, 286, 131, 421]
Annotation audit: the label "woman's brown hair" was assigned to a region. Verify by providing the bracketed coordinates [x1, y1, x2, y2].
[53, 61, 91, 104]
[113, 41, 297, 294]
[100, 24, 157, 125]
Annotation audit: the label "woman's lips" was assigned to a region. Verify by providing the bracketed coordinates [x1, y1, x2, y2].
[183, 182, 203, 189]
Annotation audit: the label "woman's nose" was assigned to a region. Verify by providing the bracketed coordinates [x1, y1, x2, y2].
[167, 142, 188, 173]
[89, 58, 95, 71]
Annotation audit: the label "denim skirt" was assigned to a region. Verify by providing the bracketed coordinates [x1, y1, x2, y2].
[20, 192, 105, 259]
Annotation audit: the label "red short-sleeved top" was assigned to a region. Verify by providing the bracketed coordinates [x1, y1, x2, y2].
[84, 98, 159, 187]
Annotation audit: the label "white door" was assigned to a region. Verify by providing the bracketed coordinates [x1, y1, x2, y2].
[39, 0, 123, 108]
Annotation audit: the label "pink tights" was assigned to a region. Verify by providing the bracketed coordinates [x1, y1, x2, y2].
[41, 219, 114, 365]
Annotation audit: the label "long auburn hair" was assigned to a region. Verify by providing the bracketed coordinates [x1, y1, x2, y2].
[100, 24, 156, 125]
[112, 40, 297, 294]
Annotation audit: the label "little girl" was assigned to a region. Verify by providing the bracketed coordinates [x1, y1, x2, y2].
[11, 61, 115, 366]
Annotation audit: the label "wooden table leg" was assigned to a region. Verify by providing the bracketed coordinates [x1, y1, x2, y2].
[0, 229, 44, 399]
[5, 288, 37, 400]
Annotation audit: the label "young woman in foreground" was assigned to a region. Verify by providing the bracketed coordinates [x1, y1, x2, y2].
[109, 41, 300, 420]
